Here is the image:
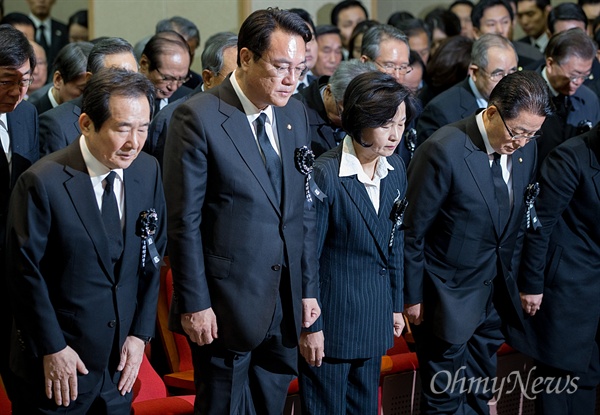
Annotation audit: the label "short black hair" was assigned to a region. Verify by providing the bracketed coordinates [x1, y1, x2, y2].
[472, 0, 514, 29]
[52, 42, 93, 82]
[547, 3, 587, 34]
[387, 11, 415, 27]
[425, 8, 462, 36]
[68, 10, 88, 28]
[342, 71, 417, 146]
[82, 68, 155, 131]
[288, 8, 316, 35]
[156, 16, 200, 47]
[87, 37, 134, 74]
[516, 0, 550, 9]
[1, 12, 34, 30]
[545, 27, 596, 62]
[237, 8, 311, 67]
[489, 70, 552, 120]
[391, 17, 431, 42]
[0, 24, 36, 71]
[449, 0, 475, 10]
[315, 24, 341, 39]
[331, 0, 369, 26]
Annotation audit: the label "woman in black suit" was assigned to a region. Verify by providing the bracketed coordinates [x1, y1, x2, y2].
[299, 71, 417, 414]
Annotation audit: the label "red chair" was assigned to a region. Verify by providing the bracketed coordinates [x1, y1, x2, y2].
[131, 353, 195, 415]
[379, 335, 420, 414]
[0, 376, 11, 415]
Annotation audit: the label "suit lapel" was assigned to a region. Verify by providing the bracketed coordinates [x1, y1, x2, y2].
[275, 107, 296, 219]
[504, 147, 527, 238]
[463, 119, 503, 236]
[62, 142, 116, 282]
[340, 174, 388, 256]
[121, 165, 144, 280]
[588, 130, 600, 201]
[218, 80, 281, 214]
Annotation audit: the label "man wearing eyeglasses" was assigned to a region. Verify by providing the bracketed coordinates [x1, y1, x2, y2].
[139, 30, 192, 117]
[0, 24, 39, 403]
[537, 28, 600, 163]
[404, 71, 552, 414]
[163, 8, 320, 415]
[417, 33, 518, 145]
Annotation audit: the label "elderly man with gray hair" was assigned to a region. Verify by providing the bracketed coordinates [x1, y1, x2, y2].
[145, 31, 238, 168]
[416, 33, 518, 145]
[359, 24, 411, 85]
[292, 60, 376, 157]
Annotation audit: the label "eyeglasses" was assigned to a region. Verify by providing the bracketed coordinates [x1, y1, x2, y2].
[0, 77, 34, 89]
[373, 60, 413, 75]
[154, 67, 191, 86]
[496, 107, 540, 142]
[478, 67, 517, 82]
[554, 61, 591, 84]
[255, 54, 307, 79]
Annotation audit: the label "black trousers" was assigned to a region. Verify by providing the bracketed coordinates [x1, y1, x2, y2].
[189, 295, 297, 415]
[413, 295, 504, 415]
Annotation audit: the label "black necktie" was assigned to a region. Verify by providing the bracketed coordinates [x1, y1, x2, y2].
[491, 153, 510, 229]
[102, 171, 123, 263]
[0, 119, 9, 192]
[255, 113, 282, 204]
[552, 94, 571, 120]
[37, 24, 49, 50]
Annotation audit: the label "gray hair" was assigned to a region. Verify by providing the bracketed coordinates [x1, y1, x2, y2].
[360, 24, 409, 61]
[470, 33, 517, 70]
[156, 16, 200, 47]
[201, 32, 238, 73]
[329, 60, 377, 102]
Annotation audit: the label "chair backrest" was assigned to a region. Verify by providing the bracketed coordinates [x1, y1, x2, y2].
[0, 376, 11, 415]
[132, 353, 168, 403]
[157, 257, 194, 373]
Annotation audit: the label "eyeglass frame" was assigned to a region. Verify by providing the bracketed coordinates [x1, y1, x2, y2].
[552, 60, 591, 84]
[252, 52, 307, 79]
[373, 59, 413, 75]
[496, 106, 541, 142]
[477, 66, 517, 82]
[0, 77, 34, 89]
[153, 67, 191, 86]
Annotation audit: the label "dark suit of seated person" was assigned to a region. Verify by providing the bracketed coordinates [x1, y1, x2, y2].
[416, 34, 518, 145]
[144, 31, 238, 169]
[28, 41, 93, 115]
[39, 37, 138, 156]
[292, 59, 376, 157]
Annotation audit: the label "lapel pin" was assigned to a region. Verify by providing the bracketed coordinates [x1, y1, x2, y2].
[519, 157, 523, 163]
[287, 124, 292, 130]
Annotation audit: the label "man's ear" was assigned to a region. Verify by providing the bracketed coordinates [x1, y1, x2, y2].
[238, 47, 253, 68]
[53, 71, 63, 89]
[202, 68, 214, 89]
[79, 113, 94, 135]
[139, 54, 150, 74]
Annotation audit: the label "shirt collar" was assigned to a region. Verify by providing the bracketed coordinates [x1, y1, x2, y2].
[339, 135, 394, 182]
[468, 76, 488, 108]
[230, 69, 274, 124]
[541, 66, 559, 97]
[79, 135, 124, 182]
[476, 110, 496, 155]
[28, 14, 51, 28]
[47, 87, 59, 108]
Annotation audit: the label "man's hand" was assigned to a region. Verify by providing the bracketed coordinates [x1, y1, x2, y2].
[404, 303, 424, 325]
[117, 336, 146, 395]
[520, 292, 543, 316]
[302, 298, 320, 328]
[43, 346, 88, 406]
[299, 331, 325, 367]
[393, 312, 405, 337]
[182, 307, 218, 345]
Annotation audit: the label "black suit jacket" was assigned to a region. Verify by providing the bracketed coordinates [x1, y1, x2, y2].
[29, 86, 54, 116]
[164, 77, 318, 351]
[6, 140, 166, 393]
[39, 96, 82, 156]
[416, 78, 480, 145]
[513, 127, 600, 372]
[292, 76, 339, 157]
[404, 115, 536, 344]
[310, 145, 405, 359]
[37, 19, 69, 80]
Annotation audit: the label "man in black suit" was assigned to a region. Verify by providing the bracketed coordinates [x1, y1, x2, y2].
[145, 31, 238, 169]
[416, 33, 518, 144]
[516, 0, 551, 54]
[292, 59, 375, 157]
[516, 125, 600, 415]
[6, 68, 166, 414]
[139, 31, 192, 117]
[39, 37, 138, 155]
[163, 8, 320, 415]
[0, 24, 39, 402]
[26, 0, 69, 80]
[403, 71, 552, 414]
[537, 28, 600, 163]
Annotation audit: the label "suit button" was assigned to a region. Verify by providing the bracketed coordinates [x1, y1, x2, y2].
[379, 268, 387, 276]
[271, 264, 281, 271]
[484, 280, 491, 286]
[108, 320, 116, 328]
